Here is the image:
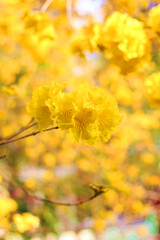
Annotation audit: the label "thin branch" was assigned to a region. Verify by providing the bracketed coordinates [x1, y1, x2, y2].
[26, 189, 102, 206]
[6, 121, 37, 141]
[0, 155, 6, 159]
[40, 0, 53, 13]
[0, 126, 58, 146]
[25, 117, 34, 126]
[66, 0, 73, 27]
[4, 177, 106, 206]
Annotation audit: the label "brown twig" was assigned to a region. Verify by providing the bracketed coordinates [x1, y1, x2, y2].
[0, 155, 6, 159]
[4, 177, 106, 206]
[40, 0, 53, 12]
[27, 184, 106, 206]
[6, 121, 37, 141]
[0, 126, 58, 146]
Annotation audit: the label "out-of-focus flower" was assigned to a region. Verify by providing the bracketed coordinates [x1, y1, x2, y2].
[145, 72, 160, 107]
[94, 12, 150, 73]
[0, 196, 17, 229]
[0, 196, 15, 230]
[0, 197, 17, 218]
[43, 153, 56, 167]
[148, 4, 160, 34]
[71, 29, 95, 57]
[13, 212, 40, 233]
[140, 152, 155, 164]
[20, 12, 56, 61]
[24, 177, 36, 189]
[42, 170, 54, 182]
[109, 12, 148, 60]
[0, 175, 2, 183]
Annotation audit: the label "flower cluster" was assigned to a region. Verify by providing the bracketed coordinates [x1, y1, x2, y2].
[71, 27, 95, 57]
[95, 11, 149, 61]
[0, 196, 17, 229]
[145, 72, 160, 107]
[27, 82, 122, 145]
[13, 212, 40, 233]
[20, 12, 56, 60]
[94, 12, 150, 73]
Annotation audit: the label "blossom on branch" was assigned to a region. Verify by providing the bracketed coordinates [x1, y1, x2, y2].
[27, 82, 122, 145]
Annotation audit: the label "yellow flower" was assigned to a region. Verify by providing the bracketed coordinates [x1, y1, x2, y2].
[27, 83, 122, 145]
[95, 12, 150, 73]
[140, 152, 155, 164]
[104, 12, 148, 60]
[0, 196, 17, 229]
[25, 177, 36, 189]
[26, 82, 65, 130]
[43, 152, 56, 167]
[71, 29, 95, 57]
[97, 94, 123, 143]
[70, 106, 99, 145]
[145, 72, 160, 107]
[20, 12, 56, 61]
[48, 91, 76, 129]
[26, 86, 52, 131]
[69, 86, 122, 145]
[148, 4, 160, 34]
[0, 196, 17, 218]
[13, 212, 40, 233]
